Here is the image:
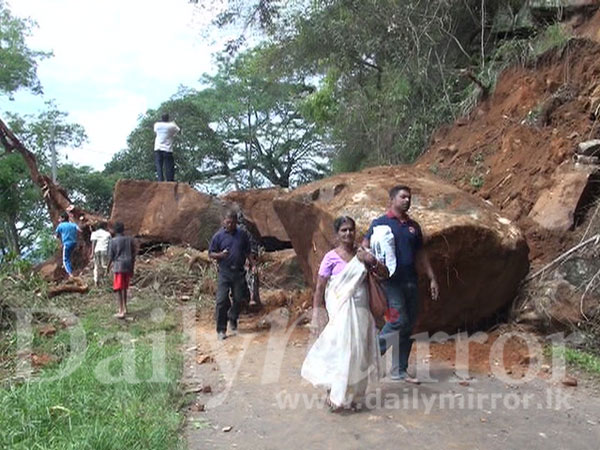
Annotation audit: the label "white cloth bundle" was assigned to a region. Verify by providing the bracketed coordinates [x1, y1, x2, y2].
[370, 225, 396, 277]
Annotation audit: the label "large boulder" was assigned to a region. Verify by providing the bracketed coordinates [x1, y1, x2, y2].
[223, 188, 291, 250]
[273, 166, 530, 333]
[260, 249, 307, 291]
[110, 180, 227, 250]
[528, 163, 598, 231]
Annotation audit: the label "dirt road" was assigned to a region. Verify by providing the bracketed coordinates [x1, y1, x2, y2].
[184, 313, 600, 450]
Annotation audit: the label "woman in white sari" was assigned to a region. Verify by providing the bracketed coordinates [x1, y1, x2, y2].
[301, 216, 386, 411]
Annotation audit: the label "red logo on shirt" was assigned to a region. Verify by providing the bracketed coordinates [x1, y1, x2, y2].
[385, 308, 400, 323]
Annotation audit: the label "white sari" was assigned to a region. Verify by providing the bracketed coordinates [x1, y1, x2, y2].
[301, 256, 382, 407]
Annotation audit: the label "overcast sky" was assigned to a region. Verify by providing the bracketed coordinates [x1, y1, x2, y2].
[3, 0, 228, 170]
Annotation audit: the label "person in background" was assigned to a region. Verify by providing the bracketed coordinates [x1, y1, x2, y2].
[55, 211, 81, 278]
[153, 113, 180, 182]
[236, 211, 261, 309]
[106, 222, 136, 319]
[90, 221, 111, 286]
[209, 210, 256, 340]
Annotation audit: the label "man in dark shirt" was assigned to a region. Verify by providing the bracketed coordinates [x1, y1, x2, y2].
[363, 185, 439, 383]
[107, 222, 136, 319]
[209, 210, 256, 340]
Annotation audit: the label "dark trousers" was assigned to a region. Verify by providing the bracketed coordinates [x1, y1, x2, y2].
[378, 281, 419, 375]
[154, 150, 174, 182]
[215, 268, 247, 332]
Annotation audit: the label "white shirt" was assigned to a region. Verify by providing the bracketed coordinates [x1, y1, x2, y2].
[90, 229, 112, 253]
[153, 121, 180, 152]
[371, 225, 397, 277]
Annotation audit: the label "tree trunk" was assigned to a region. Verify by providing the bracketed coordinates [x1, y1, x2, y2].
[0, 117, 105, 225]
[1, 216, 20, 255]
[0, 117, 105, 278]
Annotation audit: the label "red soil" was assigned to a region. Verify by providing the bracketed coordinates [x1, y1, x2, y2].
[417, 37, 600, 265]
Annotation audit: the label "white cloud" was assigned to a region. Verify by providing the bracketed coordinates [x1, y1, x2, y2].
[7, 0, 228, 170]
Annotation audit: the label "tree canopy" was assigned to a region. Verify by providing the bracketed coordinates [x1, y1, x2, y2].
[0, 0, 50, 98]
[107, 49, 330, 190]
[190, 0, 535, 170]
[0, 105, 89, 259]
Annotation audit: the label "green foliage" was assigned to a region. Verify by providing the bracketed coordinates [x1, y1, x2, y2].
[57, 164, 117, 216]
[195, 0, 573, 175]
[109, 49, 329, 190]
[553, 346, 600, 375]
[251, 0, 477, 170]
[6, 102, 87, 165]
[0, 252, 47, 293]
[0, 296, 185, 449]
[0, 152, 45, 257]
[0, 104, 88, 260]
[0, 0, 51, 98]
[469, 174, 485, 190]
[533, 23, 570, 56]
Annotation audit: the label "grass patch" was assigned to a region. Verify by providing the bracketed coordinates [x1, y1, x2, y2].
[550, 345, 600, 376]
[0, 271, 190, 449]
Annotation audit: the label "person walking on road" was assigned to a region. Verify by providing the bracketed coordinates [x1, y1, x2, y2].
[363, 185, 439, 383]
[302, 216, 385, 411]
[209, 210, 256, 340]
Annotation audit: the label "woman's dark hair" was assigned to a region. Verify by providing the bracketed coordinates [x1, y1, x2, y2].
[113, 222, 125, 234]
[333, 216, 356, 232]
[60, 211, 69, 221]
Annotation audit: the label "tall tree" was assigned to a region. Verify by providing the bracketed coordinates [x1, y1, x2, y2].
[0, 106, 87, 259]
[193, 0, 528, 170]
[109, 49, 329, 190]
[198, 49, 329, 188]
[0, 0, 51, 98]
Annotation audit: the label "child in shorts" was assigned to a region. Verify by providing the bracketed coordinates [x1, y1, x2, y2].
[106, 222, 136, 319]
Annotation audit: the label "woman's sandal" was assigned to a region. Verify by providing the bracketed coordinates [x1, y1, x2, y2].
[325, 396, 343, 413]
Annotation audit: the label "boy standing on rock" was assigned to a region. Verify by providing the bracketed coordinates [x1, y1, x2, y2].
[107, 222, 136, 319]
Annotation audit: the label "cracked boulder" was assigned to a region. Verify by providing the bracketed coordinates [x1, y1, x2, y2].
[110, 180, 228, 250]
[273, 166, 530, 333]
[223, 187, 291, 250]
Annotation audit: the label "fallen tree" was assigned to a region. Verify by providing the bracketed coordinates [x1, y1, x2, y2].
[0, 117, 105, 280]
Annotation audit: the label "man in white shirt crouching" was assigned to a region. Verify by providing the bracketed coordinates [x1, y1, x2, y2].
[90, 222, 112, 286]
[153, 113, 180, 182]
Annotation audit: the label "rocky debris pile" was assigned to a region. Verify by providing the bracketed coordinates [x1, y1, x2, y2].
[417, 38, 600, 263]
[260, 249, 306, 291]
[273, 165, 530, 333]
